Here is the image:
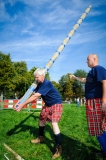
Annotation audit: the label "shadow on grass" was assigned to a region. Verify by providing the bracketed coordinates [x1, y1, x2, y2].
[61, 135, 100, 160]
[6, 115, 101, 160]
[45, 125, 101, 160]
[6, 112, 39, 136]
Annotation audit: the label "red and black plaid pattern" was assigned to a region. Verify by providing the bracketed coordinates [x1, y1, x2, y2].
[86, 98, 106, 136]
[39, 104, 63, 125]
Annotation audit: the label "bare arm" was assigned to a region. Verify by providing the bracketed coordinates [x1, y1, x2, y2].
[23, 93, 41, 105]
[14, 92, 41, 112]
[102, 80, 106, 112]
[70, 74, 86, 83]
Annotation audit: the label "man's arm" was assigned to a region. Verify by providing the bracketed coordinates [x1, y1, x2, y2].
[23, 93, 41, 105]
[102, 80, 106, 112]
[14, 92, 41, 112]
[70, 74, 86, 83]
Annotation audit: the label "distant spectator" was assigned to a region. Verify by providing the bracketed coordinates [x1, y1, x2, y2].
[76, 97, 80, 107]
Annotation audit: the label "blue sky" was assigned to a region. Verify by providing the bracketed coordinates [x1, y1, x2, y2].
[0, 0, 106, 82]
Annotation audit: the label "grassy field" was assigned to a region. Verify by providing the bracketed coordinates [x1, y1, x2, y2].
[0, 104, 103, 160]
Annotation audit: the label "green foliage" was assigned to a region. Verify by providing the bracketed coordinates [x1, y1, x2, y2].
[59, 73, 73, 100]
[0, 52, 17, 97]
[73, 69, 88, 98]
[0, 52, 88, 100]
[51, 81, 60, 91]
[74, 69, 87, 77]
[29, 67, 37, 82]
[0, 104, 102, 160]
[45, 72, 50, 80]
[13, 61, 32, 98]
[0, 52, 51, 99]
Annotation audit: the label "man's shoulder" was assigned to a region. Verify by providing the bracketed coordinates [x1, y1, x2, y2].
[44, 79, 51, 83]
[94, 65, 105, 70]
[44, 79, 53, 86]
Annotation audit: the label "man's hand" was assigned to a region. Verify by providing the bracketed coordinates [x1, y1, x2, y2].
[13, 101, 19, 110]
[102, 102, 106, 112]
[13, 103, 24, 112]
[70, 74, 76, 80]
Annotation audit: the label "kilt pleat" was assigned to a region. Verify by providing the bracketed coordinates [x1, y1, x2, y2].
[86, 98, 106, 136]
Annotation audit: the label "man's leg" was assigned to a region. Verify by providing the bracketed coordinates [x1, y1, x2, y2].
[31, 107, 46, 144]
[97, 132, 106, 157]
[31, 123, 45, 144]
[52, 122, 62, 159]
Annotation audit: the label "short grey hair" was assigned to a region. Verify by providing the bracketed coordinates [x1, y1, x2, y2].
[34, 68, 47, 76]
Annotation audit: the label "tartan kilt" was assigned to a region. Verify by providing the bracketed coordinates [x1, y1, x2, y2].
[86, 98, 106, 136]
[39, 104, 63, 125]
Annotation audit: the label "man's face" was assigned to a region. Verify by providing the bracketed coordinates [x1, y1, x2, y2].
[86, 55, 95, 68]
[35, 74, 44, 83]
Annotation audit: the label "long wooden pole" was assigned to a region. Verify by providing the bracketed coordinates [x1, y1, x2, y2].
[16, 5, 92, 106]
[4, 143, 24, 160]
[44, 5, 92, 71]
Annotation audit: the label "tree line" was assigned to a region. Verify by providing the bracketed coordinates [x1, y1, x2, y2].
[0, 51, 87, 101]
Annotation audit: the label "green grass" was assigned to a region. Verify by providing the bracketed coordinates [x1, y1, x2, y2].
[0, 104, 103, 160]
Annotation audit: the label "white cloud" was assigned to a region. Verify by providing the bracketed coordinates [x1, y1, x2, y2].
[0, 1, 10, 21]
[0, 0, 106, 82]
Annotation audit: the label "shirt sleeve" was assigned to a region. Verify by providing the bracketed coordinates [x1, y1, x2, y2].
[94, 66, 106, 81]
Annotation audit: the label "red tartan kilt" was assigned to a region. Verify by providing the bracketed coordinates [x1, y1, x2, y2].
[39, 104, 63, 125]
[86, 98, 106, 136]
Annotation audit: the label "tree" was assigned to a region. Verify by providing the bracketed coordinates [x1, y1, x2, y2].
[29, 67, 37, 83]
[13, 61, 32, 98]
[0, 52, 16, 98]
[51, 81, 60, 91]
[59, 73, 73, 100]
[73, 69, 87, 99]
[45, 71, 50, 80]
